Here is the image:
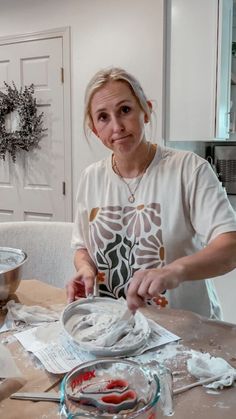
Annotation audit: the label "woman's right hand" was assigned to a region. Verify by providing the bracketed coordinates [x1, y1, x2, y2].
[66, 265, 96, 303]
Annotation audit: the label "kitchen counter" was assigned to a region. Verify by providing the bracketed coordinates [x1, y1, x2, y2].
[1, 280, 236, 418]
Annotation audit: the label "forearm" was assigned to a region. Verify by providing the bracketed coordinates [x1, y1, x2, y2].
[169, 232, 236, 282]
[74, 249, 97, 275]
[126, 232, 236, 311]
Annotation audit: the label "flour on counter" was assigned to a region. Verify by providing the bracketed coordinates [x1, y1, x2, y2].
[14, 306, 180, 374]
[0, 342, 23, 378]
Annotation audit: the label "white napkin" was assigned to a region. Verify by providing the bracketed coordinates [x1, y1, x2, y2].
[187, 350, 236, 389]
[0, 300, 62, 333]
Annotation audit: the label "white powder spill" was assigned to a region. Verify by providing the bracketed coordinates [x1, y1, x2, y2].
[206, 389, 221, 395]
[1, 334, 16, 345]
[213, 401, 230, 409]
[33, 322, 62, 344]
[132, 342, 192, 367]
[11, 341, 44, 371]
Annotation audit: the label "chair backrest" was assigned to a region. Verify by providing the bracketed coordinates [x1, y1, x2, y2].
[0, 221, 75, 288]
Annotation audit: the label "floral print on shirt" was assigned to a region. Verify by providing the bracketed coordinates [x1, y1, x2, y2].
[89, 203, 165, 299]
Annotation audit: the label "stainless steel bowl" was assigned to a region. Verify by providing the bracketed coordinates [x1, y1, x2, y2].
[0, 247, 27, 301]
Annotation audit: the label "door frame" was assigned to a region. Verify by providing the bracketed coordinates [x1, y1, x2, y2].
[0, 27, 72, 221]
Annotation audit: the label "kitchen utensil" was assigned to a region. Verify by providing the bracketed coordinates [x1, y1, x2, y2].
[173, 373, 235, 395]
[60, 358, 160, 418]
[10, 392, 61, 402]
[10, 373, 226, 405]
[75, 276, 97, 299]
[0, 247, 27, 301]
[70, 378, 137, 413]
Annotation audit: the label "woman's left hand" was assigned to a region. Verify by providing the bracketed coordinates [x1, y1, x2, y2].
[126, 267, 183, 312]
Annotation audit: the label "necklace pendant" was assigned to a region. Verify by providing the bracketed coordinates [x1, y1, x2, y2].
[128, 195, 135, 203]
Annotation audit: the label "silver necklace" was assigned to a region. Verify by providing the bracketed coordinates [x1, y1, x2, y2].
[112, 143, 151, 203]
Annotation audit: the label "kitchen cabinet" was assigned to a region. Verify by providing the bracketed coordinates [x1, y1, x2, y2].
[230, 4, 236, 139]
[165, 0, 233, 142]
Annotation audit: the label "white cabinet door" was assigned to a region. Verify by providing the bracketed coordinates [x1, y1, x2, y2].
[165, 0, 233, 142]
[216, 0, 233, 139]
[0, 35, 72, 221]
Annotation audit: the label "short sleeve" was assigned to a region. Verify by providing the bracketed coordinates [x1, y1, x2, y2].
[188, 162, 236, 244]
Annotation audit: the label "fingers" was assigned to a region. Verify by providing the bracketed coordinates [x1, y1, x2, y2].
[66, 279, 79, 303]
[66, 268, 96, 303]
[128, 270, 164, 299]
[126, 271, 150, 312]
[127, 268, 180, 310]
[84, 276, 95, 297]
[66, 277, 94, 303]
[126, 294, 146, 313]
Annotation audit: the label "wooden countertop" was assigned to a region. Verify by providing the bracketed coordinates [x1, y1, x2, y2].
[1, 280, 236, 419]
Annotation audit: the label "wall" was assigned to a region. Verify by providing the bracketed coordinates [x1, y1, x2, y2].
[0, 0, 164, 217]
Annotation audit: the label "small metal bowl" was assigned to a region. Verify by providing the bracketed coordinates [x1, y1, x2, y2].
[0, 247, 27, 301]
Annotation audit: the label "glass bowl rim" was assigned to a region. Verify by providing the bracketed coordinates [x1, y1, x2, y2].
[60, 358, 161, 418]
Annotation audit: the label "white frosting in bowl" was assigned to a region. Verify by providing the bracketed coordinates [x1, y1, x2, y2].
[61, 297, 150, 356]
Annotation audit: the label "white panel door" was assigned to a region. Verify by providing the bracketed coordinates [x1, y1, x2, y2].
[0, 37, 71, 221]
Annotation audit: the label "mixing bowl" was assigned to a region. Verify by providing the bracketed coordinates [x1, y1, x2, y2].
[61, 297, 150, 357]
[0, 247, 27, 301]
[60, 358, 161, 418]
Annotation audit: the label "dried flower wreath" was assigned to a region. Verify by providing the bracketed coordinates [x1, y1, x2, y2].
[0, 82, 45, 162]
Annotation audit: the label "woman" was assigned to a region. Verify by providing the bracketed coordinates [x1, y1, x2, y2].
[67, 67, 236, 319]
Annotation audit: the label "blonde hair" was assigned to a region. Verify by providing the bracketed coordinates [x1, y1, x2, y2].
[83, 67, 153, 138]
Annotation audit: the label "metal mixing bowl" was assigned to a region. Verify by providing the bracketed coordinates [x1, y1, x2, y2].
[0, 247, 27, 301]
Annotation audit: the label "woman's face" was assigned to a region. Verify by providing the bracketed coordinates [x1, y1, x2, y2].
[90, 81, 148, 155]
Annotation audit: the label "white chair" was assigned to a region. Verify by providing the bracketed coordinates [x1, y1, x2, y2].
[0, 221, 75, 288]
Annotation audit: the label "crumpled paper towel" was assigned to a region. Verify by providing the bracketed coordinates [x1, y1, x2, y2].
[187, 350, 236, 389]
[0, 300, 62, 332]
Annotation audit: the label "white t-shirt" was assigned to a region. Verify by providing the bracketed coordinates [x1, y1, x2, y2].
[72, 145, 236, 319]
